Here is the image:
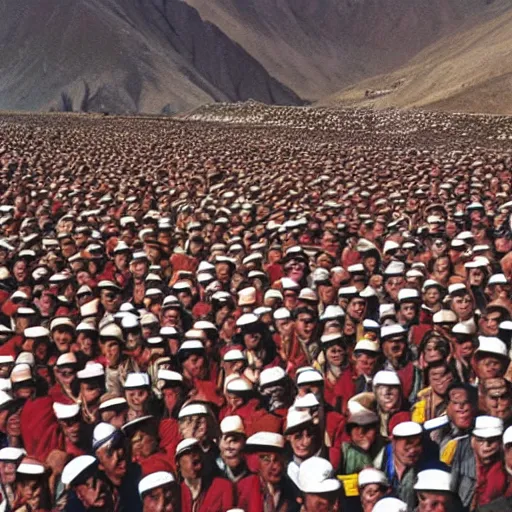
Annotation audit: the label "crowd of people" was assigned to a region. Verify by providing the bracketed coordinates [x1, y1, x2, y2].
[0, 109, 510, 511]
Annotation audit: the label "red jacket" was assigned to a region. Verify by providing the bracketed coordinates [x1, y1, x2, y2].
[474, 459, 508, 508]
[180, 477, 234, 512]
[237, 474, 298, 512]
[137, 451, 174, 476]
[159, 418, 181, 459]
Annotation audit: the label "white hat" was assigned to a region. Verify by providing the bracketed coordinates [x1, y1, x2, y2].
[53, 402, 80, 420]
[138, 471, 175, 496]
[452, 323, 475, 336]
[433, 310, 457, 324]
[10, 364, 33, 384]
[423, 415, 450, 432]
[0, 355, 14, 365]
[354, 339, 380, 353]
[448, 283, 467, 296]
[124, 373, 150, 389]
[379, 304, 396, 320]
[254, 306, 272, 317]
[298, 288, 318, 302]
[61, 455, 97, 486]
[99, 323, 123, 341]
[373, 370, 401, 388]
[320, 333, 344, 346]
[503, 425, 512, 446]
[380, 324, 406, 341]
[99, 397, 127, 411]
[0, 391, 13, 409]
[77, 363, 105, 380]
[384, 261, 405, 276]
[338, 286, 358, 298]
[15, 352, 34, 367]
[372, 497, 407, 512]
[236, 313, 259, 328]
[141, 313, 159, 326]
[293, 393, 320, 409]
[226, 378, 252, 394]
[392, 421, 423, 438]
[296, 369, 324, 386]
[281, 278, 301, 291]
[178, 403, 208, 419]
[92, 423, 119, 451]
[80, 299, 100, 318]
[246, 431, 285, 451]
[414, 469, 452, 492]
[157, 369, 183, 388]
[238, 287, 257, 306]
[220, 415, 245, 435]
[472, 415, 503, 439]
[178, 340, 204, 352]
[121, 315, 140, 330]
[422, 279, 443, 292]
[175, 438, 200, 458]
[347, 409, 379, 426]
[476, 336, 508, 358]
[489, 274, 508, 286]
[358, 468, 389, 488]
[0, 447, 24, 462]
[362, 319, 380, 330]
[193, 321, 217, 332]
[320, 305, 345, 321]
[273, 308, 291, 321]
[259, 367, 286, 387]
[24, 326, 50, 339]
[56, 352, 77, 367]
[297, 457, 340, 494]
[17, 462, 45, 476]
[398, 288, 420, 303]
[265, 289, 283, 301]
[223, 349, 246, 362]
[284, 409, 314, 435]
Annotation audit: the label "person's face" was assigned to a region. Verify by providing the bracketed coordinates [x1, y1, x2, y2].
[219, 433, 245, 468]
[59, 416, 81, 444]
[363, 256, 377, 273]
[61, 239, 77, 258]
[114, 253, 129, 269]
[318, 284, 335, 305]
[321, 233, 339, 257]
[428, 367, 453, 397]
[96, 441, 128, 486]
[13, 260, 27, 282]
[471, 435, 501, 465]
[325, 344, 346, 368]
[483, 311, 502, 336]
[303, 492, 339, 512]
[75, 475, 112, 510]
[382, 337, 406, 362]
[424, 288, 441, 307]
[454, 339, 475, 360]
[177, 291, 192, 309]
[101, 408, 128, 430]
[276, 318, 293, 337]
[182, 354, 205, 378]
[178, 450, 203, 480]
[131, 429, 157, 459]
[125, 388, 149, 412]
[161, 308, 180, 328]
[350, 424, 378, 451]
[423, 340, 443, 364]
[288, 427, 317, 459]
[142, 484, 178, 512]
[77, 333, 95, 356]
[53, 329, 73, 353]
[505, 444, 512, 473]
[354, 352, 378, 377]
[162, 387, 180, 414]
[316, 254, 333, 270]
[100, 340, 121, 366]
[17, 478, 42, 510]
[347, 298, 365, 321]
[101, 290, 121, 313]
[451, 294, 473, 320]
[179, 415, 208, 442]
[284, 259, 306, 283]
[295, 313, 316, 340]
[393, 435, 422, 467]
[484, 389, 512, 420]
[216, 263, 231, 284]
[55, 365, 76, 387]
[399, 302, 417, 322]
[0, 461, 17, 484]
[283, 291, 298, 310]
[476, 355, 506, 379]
[417, 491, 453, 512]
[226, 392, 244, 411]
[80, 382, 102, 406]
[447, 389, 474, 429]
[375, 385, 400, 412]
[468, 268, 485, 287]
[189, 240, 203, 257]
[258, 452, 284, 485]
[384, 277, 405, 301]
[360, 484, 385, 512]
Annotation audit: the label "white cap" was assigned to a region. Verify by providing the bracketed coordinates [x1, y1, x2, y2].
[452, 323, 475, 336]
[238, 287, 257, 306]
[246, 431, 285, 451]
[422, 279, 443, 292]
[61, 455, 97, 485]
[472, 415, 503, 439]
[296, 369, 324, 386]
[384, 261, 405, 276]
[17, 462, 45, 476]
[236, 313, 259, 327]
[10, 364, 33, 384]
[99, 323, 123, 341]
[50, 317, 75, 331]
[194, 321, 217, 332]
[320, 305, 345, 321]
[53, 402, 80, 420]
[398, 288, 420, 302]
[298, 288, 318, 302]
[373, 370, 401, 388]
[0, 447, 24, 462]
[0, 391, 13, 409]
[489, 274, 508, 285]
[433, 309, 457, 324]
[380, 324, 406, 341]
[293, 393, 320, 409]
[379, 304, 396, 320]
[92, 423, 119, 451]
[476, 336, 508, 358]
[76, 321, 98, 333]
[354, 339, 380, 353]
[259, 367, 286, 387]
[157, 369, 183, 388]
[265, 289, 283, 301]
[24, 326, 50, 339]
[77, 362, 105, 380]
[15, 352, 34, 367]
[448, 283, 467, 296]
[358, 468, 389, 488]
[372, 497, 407, 512]
[138, 471, 175, 496]
[175, 438, 200, 458]
[281, 278, 300, 291]
[503, 425, 512, 446]
[56, 352, 77, 367]
[99, 397, 127, 411]
[178, 340, 204, 352]
[414, 469, 452, 492]
[297, 457, 340, 494]
[223, 349, 246, 362]
[383, 240, 400, 254]
[392, 421, 423, 438]
[220, 415, 245, 435]
[0, 356, 14, 365]
[124, 373, 150, 389]
[284, 409, 314, 435]
[273, 308, 291, 321]
[178, 403, 208, 419]
[226, 378, 252, 394]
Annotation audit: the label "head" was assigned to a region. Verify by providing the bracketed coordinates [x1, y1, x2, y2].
[95, 435, 128, 487]
[375, 384, 401, 413]
[426, 362, 454, 398]
[417, 491, 455, 512]
[392, 434, 423, 468]
[294, 309, 317, 341]
[381, 335, 407, 365]
[219, 433, 245, 469]
[142, 482, 180, 512]
[353, 350, 379, 378]
[451, 292, 474, 321]
[446, 385, 476, 430]
[177, 446, 203, 480]
[257, 450, 285, 485]
[125, 386, 150, 413]
[286, 424, 320, 460]
[471, 434, 501, 466]
[482, 378, 512, 421]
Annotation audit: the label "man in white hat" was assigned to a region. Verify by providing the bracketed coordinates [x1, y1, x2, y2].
[175, 438, 235, 512]
[237, 431, 299, 512]
[451, 415, 508, 510]
[0, 447, 24, 511]
[138, 471, 180, 512]
[414, 468, 460, 512]
[358, 467, 390, 512]
[297, 456, 341, 512]
[216, 415, 249, 482]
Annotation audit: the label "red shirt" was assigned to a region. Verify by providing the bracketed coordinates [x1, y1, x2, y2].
[180, 477, 234, 512]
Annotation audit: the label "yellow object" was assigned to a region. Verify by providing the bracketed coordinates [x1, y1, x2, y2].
[441, 439, 458, 466]
[411, 400, 426, 424]
[338, 473, 359, 497]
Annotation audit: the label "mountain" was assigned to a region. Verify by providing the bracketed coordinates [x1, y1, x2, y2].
[0, 0, 300, 114]
[184, 0, 510, 101]
[318, 2, 512, 114]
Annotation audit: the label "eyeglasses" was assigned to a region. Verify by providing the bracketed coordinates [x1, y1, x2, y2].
[259, 454, 283, 465]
